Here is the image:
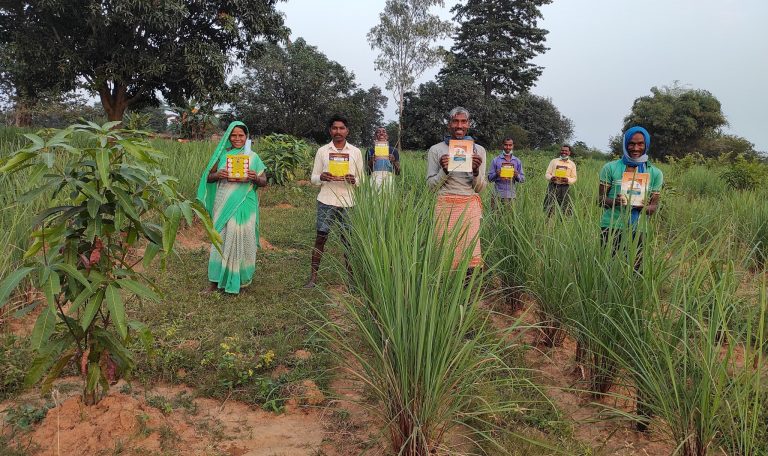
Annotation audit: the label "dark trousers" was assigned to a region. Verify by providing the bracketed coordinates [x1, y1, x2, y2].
[600, 228, 644, 271]
[543, 182, 572, 216]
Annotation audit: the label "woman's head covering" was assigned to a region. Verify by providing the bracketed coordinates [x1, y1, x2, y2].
[196, 121, 249, 215]
[622, 126, 650, 168]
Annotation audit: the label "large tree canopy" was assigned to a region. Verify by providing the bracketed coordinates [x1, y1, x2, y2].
[231, 38, 387, 145]
[616, 84, 728, 159]
[0, 0, 287, 121]
[401, 73, 572, 149]
[444, 0, 552, 98]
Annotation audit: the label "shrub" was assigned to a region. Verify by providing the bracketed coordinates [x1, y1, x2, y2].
[721, 155, 767, 190]
[257, 134, 312, 185]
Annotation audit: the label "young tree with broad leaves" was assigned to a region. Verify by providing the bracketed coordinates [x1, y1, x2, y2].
[0, 1, 288, 122]
[445, 0, 552, 99]
[367, 0, 451, 149]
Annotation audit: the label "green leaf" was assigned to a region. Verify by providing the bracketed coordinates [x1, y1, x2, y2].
[192, 204, 221, 251]
[0, 151, 36, 173]
[28, 162, 48, 183]
[81, 288, 105, 330]
[142, 243, 161, 268]
[95, 149, 111, 188]
[31, 205, 74, 227]
[18, 181, 56, 203]
[142, 223, 163, 246]
[23, 240, 43, 259]
[179, 200, 193, 226]
[128, 321, 154, 355]
[119, 139, 152, 163]
[112, 186, 140, 220]
[87, 195, 101, 218]
[30, 305, 58, 351]
[52, 263, 92, 291]
[105, 285, 127, 339]
[23, 133, 45, 149]
[75, 181, 104, 202]
[14, 301, 40, 318]
[162, 205, 181, 254]
[86, 362, 101, 395]
[42, 271, 61, 308]
[114, 207, 126, 233]
[41, 349, 76, 394]
[46, 128, 71, 146]
[116, 279, 161, 302]
[68, 287, 95, 315]
[101, 120, 122, 131]
[93, 327, 134, 371]
[41, 152, 55, 168]
[24, 339, 69, 387]
[0, 267, 34, 307]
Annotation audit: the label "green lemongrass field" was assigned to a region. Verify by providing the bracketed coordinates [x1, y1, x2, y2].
[1, 126, 768, 454]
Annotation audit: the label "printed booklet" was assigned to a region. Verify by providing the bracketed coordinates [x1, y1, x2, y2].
[226, 155, 250, 181]
[448, 139, 474, 173]
[329, 152, 350, 177]
[621, 171, 650, 207]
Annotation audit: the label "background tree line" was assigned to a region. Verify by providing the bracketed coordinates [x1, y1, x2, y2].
[0, 0, 761, 158]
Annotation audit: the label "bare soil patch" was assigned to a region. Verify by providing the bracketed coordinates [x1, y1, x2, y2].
[8, 382, 327, 456]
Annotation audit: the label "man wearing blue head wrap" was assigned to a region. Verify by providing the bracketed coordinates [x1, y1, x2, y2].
[597, 125, 663, 432]
[598, 126, 663, 238]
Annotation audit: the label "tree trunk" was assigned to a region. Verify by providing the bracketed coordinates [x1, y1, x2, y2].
[97, 82, 130, 122]
[13, 98, 33, 127]
[397, 91, 403, 152]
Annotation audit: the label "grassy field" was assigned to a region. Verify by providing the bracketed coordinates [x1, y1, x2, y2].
[1, 125, 767, 455]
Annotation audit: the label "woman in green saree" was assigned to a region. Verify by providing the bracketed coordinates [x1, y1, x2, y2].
[196, 121, 267, 293]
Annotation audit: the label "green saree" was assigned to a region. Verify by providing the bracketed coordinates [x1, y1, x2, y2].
[196, 122, 266, 294]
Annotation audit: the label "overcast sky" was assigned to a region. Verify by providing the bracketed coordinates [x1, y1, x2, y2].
[275, 0, 767, 152]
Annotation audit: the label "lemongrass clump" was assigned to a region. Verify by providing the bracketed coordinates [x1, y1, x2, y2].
[314, 180, 545, 454]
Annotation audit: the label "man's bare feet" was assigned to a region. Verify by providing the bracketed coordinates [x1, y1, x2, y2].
[303, 280, 316, 289]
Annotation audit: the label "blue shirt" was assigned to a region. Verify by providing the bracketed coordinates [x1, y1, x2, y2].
[488, 153, 525, 199]
[366, 146, 400, 173]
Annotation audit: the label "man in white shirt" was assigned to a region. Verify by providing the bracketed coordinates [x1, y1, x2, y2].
[305, 114, 364, 288]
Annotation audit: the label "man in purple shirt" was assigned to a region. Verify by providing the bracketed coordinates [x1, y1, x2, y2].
[487, 137, 525, 207]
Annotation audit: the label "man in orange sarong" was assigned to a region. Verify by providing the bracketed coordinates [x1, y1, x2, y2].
[426, 107, 487, 270]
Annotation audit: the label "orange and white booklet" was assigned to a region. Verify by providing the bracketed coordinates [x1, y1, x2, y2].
[621, 171, 650, 207]
[447, 139, 474, 173]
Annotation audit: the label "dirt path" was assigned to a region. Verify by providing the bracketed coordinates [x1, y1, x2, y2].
[487, 296, 674, 456]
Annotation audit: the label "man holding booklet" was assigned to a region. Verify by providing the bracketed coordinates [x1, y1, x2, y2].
[544, 144, 577, 216]
[366, 126, 400, 189]
[305, 114, 364, 288]
[426, 107, 487, 269]
[487, 137, 525, 208]
[598, 126, 663, 259]
[598, 125, 662, 431]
